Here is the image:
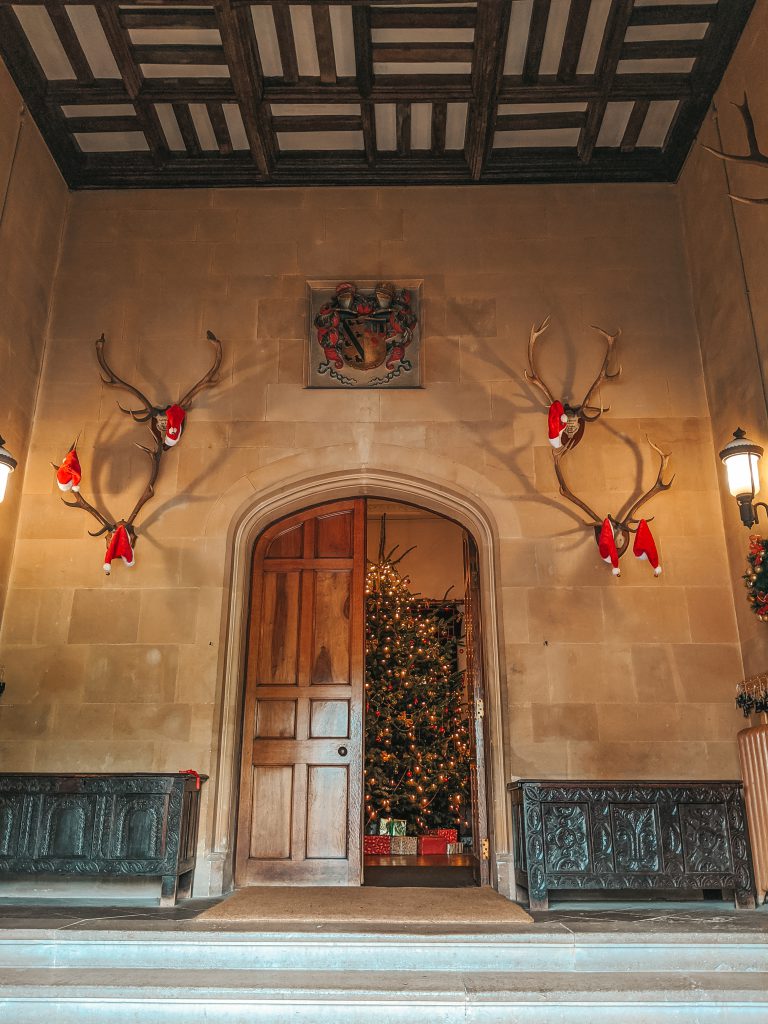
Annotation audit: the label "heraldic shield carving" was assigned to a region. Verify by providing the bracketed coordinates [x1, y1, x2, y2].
[307, 280, 422, 388]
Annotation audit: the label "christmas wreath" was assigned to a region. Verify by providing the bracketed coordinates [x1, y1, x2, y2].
[744, 535, 768, 619]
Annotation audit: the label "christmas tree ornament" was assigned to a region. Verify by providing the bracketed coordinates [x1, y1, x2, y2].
[56, 446, 81, 492]
[598, 518, 621, 576]
[103, 523, 135, 575]
[633, 518, 662, 576]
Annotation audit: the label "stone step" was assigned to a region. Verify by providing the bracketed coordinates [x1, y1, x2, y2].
[1, 968, 768, 1023]
[1, 927, 767, 974]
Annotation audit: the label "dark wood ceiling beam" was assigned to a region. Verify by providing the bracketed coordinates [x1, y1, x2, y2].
[65, 115, 140, 133]
[465, 0, 511, 179]
[620, 39, 702, 61]
[45, 2, 93, 84]
[577, 0, 636, 165]
[207, 100, 233, 154]
[272, 3, 299, 83]
[312, 4, 336, 84]
[361, 100, 376, 164]
[351, 5, 373, 96]
[214, 0, 273, 176]
[0, 6, 79, 182]
[119, 9, 219, 30]
[620, 98, 649, 152]
[372, 43, 474, 63]
[131, 45, 227, 66]
[272, 115, 362, 132]
[558, 0, 591, 83]
[431, 101, 447, 155]
[396, 102, 410, 156]
[173, 102, 202, 155]
[629, 4, 716, 27]
[96, 3, 168, 161]
[496, 111, 587, 132]
[370, 8, 477, 30]
[523, 0, 551, 84]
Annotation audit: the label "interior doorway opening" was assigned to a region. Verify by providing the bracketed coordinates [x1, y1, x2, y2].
[235, 496, 490, 890]
[363, 500, 482, 889]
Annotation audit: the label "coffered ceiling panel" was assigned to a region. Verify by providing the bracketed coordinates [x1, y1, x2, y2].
[0, 0, 755, 189]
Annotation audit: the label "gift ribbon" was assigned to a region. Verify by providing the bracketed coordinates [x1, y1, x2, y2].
[179, 769, 202, 790]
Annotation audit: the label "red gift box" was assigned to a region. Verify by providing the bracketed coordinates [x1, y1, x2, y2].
[364, 835, 391, 854]
[425, 828, 458, 842]
[417, 835, 448, 855]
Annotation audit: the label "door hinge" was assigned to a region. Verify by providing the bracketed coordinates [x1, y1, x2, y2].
[475, 698, 484, 719]
[481, 838, 490, 860]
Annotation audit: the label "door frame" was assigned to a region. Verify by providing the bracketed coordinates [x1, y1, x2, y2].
[210, 470, 512, 897]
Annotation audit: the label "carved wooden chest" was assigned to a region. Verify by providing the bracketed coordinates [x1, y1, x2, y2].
[0, 772, 206, 905]
[509, 779, 755, 910]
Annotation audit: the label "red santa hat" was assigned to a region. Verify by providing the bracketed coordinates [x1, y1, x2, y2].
[598, 518, 621, 576]
[56, 448, 81, 492]
[633, 519, 661, 576]
[104, 524, 134, 575]
[163, 404, 186, 448]
[548, 401, 568, 449]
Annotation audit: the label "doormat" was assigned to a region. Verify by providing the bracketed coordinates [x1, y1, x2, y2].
[196, 886, 532, 925]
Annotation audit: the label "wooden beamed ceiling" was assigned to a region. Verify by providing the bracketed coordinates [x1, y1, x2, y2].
[0, 0, 755, 189]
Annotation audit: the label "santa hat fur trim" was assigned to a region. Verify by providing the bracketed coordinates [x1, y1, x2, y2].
[548, 401, 568, 449]
[633, 518, 661, 576]
[598, 518, 621, 576]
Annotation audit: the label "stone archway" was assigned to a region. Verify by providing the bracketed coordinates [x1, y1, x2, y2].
[203, 448, 515, 898]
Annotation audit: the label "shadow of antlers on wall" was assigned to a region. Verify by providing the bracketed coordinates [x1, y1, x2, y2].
[52, 332, 222, 575]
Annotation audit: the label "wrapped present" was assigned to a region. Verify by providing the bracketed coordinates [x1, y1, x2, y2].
[425, 827, 458, 842]
[364, 835, 391, 855]
[446, 842, 463, 855]
[379, 818, 407, 837]
[460, 836, 473, 849]
[391, 836, 418, 855]
[417, 835, 448, 855]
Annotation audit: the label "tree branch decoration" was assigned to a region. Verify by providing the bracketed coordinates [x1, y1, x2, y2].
[53, 331, 222, 574]
[524, 316, 621, 450]
[703, 94, 768, 205]
[525, 317, 674, 577]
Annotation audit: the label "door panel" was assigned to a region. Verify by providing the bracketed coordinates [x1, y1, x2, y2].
[236, 499, 365, 886]
[464, 532, 491, 886]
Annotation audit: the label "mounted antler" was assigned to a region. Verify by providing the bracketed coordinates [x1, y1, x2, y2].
[97, 331, 222, 446]
[552, 438, 673, 571]
[524, 318, 621, 448]
[55, 331, 223, 573]
[702, 95, 768, 205]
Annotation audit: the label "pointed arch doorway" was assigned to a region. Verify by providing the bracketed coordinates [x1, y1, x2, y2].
[234, 496, 491, 888]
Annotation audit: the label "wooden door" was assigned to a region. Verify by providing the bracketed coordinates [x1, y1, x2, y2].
[463, 533, 491, 885]
[236, 499, 366, 886]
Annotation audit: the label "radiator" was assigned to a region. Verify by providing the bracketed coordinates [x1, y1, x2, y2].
[738, 723, 768, 904]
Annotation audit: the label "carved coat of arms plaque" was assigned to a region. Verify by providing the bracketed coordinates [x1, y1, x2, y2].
[307, 280, 422, 388]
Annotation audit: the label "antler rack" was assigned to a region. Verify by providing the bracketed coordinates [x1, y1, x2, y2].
[524, 317, 621, 447]
[553, 438, 674, 558]
[703, 94, 768, 205]
[55, 331, 222, 552]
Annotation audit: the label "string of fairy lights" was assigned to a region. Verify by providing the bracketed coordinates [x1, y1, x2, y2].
[364, 542, 472, 833]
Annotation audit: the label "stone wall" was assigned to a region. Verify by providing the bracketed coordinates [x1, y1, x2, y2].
[679, 0, 768, 678]
[0, 178, 742, 891]
[0, 62, 68, 620]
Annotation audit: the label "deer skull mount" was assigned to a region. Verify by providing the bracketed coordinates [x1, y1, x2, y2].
[702, 95, 768, 205]
[53, 332, 222, 574]
[524, 316, 621, 450]
[553, 439, 674, 576]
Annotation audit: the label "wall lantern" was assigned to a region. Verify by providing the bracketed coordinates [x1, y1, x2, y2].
[0, 436, 17, 503]
[719, 428, 766, 528]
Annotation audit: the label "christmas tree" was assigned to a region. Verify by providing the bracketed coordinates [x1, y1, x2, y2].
[364, 521, 473, 834]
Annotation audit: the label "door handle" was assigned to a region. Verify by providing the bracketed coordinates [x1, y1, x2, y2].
[337, 746, 348, 757]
